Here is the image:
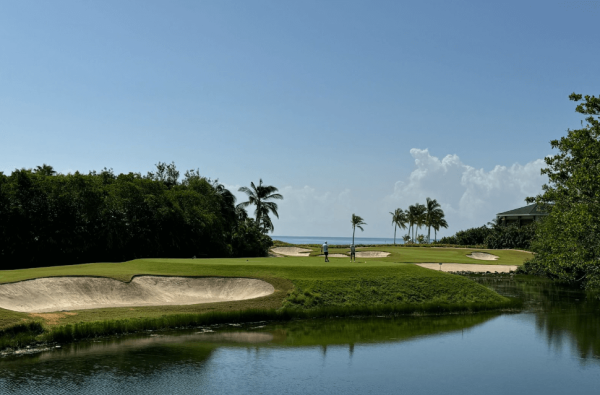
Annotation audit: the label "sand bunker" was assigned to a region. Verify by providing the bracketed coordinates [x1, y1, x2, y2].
[467, 252, 499, 261]
[355, 251, 390, 258]
[271, 247, 312, 257]
[0, 276, 275, 313]
[318, 254, 348, 258]
[416, 263, 517, 273]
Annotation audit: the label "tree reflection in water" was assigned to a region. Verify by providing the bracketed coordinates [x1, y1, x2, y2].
[473, 276, 600, 361]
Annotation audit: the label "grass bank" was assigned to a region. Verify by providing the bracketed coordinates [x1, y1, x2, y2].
[273, 243, 531, 266]
[0, 252, 525, 348]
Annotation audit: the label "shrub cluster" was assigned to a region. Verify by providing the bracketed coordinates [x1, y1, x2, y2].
[0, 164, 272, 269]
[437, 222, 536, 250]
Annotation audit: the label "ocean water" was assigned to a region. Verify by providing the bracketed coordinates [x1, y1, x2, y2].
[271, 235, 404, 245]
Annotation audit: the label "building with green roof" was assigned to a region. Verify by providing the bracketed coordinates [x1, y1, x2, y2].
[496, 204, 548, 227]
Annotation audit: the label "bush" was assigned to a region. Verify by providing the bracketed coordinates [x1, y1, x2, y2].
[438, 226, 492, 246]
[484, 223, 536, 250]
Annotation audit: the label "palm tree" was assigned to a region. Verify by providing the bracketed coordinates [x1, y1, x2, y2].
[408, 204, 426, 243]
[237, 179, 283, 234]
[389, 208, 408, 245]
[413, 203, 427, 242]
[351, 214, 366, 245]
[432, 215, 448, 242]
[407, 204, 416, 243]
[425, 198, 444, 243]
[402, 234, 411, 244]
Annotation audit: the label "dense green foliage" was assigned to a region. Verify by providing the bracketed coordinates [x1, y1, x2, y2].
[485, 223, 537, 250]
[438, 221, 536, 250]
[522, 93, 600, 289]
[0, 164, 273, 269]
[438, 225, 492, 245]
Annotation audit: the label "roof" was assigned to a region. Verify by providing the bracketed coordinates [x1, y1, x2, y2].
[497, 204, 548, 217]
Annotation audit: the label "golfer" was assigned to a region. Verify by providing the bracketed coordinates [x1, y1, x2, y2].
[322, 241, 329, 262]
[350, 243, 356, 262]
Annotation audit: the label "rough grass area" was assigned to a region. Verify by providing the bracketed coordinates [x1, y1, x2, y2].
[283, 273, 507, 309]
[0, 255, 519, 347]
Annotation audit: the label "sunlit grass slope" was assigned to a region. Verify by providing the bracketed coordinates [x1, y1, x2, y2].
[0, 256, 512, 331]
[285, 245, 531, 266]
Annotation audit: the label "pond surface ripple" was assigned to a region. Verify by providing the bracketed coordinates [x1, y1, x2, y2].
[1, 277, 599, 394]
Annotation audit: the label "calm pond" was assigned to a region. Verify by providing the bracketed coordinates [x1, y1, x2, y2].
[1, 277, 599, 394]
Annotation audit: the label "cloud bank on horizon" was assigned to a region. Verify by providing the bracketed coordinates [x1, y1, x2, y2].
[271, 149, 547, 239]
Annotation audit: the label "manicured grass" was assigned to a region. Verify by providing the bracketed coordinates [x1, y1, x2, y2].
[0, 255, 514, 333]
[284, 245, 531, 266]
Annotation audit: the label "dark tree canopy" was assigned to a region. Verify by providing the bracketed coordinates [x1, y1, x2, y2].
[0, 163, 273, 269]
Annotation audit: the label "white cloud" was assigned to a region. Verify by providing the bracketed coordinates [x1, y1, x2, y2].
[384, 149, 547, 237]
[229, 149, 548, 239]
[271, 186, 355, 236]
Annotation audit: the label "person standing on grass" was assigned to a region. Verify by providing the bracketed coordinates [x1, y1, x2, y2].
[322, 241, 329, 262]
[350, 243, 356, 262]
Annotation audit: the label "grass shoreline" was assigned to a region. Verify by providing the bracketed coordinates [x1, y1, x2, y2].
[0, 247, 532, 351]
[1, 298, 522, 352]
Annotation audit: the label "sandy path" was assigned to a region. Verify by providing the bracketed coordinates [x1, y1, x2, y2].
[0, 276, 275, 313]
[271, 247, 312, 257]
[416, 263, 517, 273]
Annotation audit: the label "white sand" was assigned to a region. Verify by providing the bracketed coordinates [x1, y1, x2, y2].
[416, 263, 517, 273]
[271, 247, 312, 257]
[355, 251, 390, 258]
[467, 252, 499, 261]
[0, 276, 275, 313]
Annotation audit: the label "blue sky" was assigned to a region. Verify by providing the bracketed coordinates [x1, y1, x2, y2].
[1, 0, 598, 237]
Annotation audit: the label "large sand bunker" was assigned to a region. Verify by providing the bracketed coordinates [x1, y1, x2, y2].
[467, 252, 499, 261]
[355, 251, 390, 258]
[271, 247, 312, 257]
[0, 276, 275, 313]
[416, 263, 517, 273]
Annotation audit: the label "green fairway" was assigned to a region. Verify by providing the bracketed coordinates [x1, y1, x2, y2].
[281, 245, 531, 266]
[0, 251, 521, 332]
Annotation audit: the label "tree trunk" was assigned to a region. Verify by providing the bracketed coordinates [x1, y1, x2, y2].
[352, 226, 356, 245]
[394, 224, 397, 245]
[428, 225, 431, 244]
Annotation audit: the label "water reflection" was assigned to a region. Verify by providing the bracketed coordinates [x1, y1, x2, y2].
[1, 278, 599, 394]
[474, 277, 600, 361]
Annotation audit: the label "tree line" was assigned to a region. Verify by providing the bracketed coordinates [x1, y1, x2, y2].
[0, 163, 282, 269]
[389, 198, 448, 244]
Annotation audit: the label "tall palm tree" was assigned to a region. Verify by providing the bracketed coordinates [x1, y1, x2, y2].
[407, 204, 416, 243]
[413, 203, 427, 243]
[432, 214, 448, 242]
[408, 204, 426, 243]
[425, 198, 444, 243]
[351, 214, 366, 245]
[389, 208, 408, 245]
[237, 179, 283, 234]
